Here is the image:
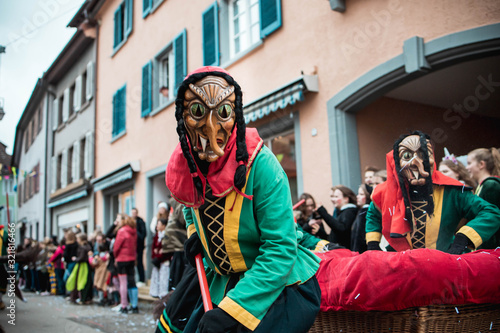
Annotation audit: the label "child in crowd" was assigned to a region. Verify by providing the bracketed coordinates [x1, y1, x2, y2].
[63, 231, 78, 287]
[48, 238, 66, 296]
[92, 243, 110, 306]
[150, 218, 171, 298]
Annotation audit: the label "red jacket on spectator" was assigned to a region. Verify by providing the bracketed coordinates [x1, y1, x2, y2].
[113, 225, 137, 263]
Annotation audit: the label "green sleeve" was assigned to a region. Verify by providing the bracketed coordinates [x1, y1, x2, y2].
[454, 188, 500, 248]
[478, 179, 500, 210]
[222, 150, 298, 324]
[183, 206, 197, 238]
[365, 201, 382, 238]
[296, 224, 328, 251]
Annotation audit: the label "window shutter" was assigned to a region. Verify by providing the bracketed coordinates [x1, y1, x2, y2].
[202, 2, 219, 66]
[62, 88, 70, 122]
[52, 98, 59, 130]
[141, 61, 152, 117]
[112, 92, 117, 136]
[35, 164, 40, 193]
[174, 29, 187, 92]
[74, 75, 82, 112]
[114, 6, 122, 47]
[119, 86, 127, 133]
[125, 0, 133, 37]
[259, 0, 282, 38]
[18, 183, 22, 207]
[143, 0, 152, 17]
[51, 156, 57, 193]
[86, 61, 94, 101]
[61, 149, 68, 188]
[85, 131, 93, 179]
[72, 141, 80, 183]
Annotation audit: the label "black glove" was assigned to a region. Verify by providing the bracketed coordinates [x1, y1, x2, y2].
[448, 233, 472, 255]
[184, 233, 203, 267]
[198, 308, 242, 333]
[367, 241, 382, 251]
[323, 242, 345, 251]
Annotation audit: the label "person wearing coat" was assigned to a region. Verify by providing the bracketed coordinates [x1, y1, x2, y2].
[113, 213, 138, 314]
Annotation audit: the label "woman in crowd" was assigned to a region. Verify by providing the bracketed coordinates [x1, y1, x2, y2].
[296, 193, 328, 240]
[66, 233, 93, 304]
[150, 202, 169, 234]
[351, 184, 373, 253]
[316, 185, 358, 249]
[150, 218, 171, 298]
[113, 213, 138, 314]
[467, 147, 500, 248]
[439, 156, 477, 190]
[63, 231, 78, 287]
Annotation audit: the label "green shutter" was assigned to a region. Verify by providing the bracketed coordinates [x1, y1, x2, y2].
[112, 92, 117, 136]
[174, 30, 187, 93]
[143, 0, 152, 17]
[202, 1, 219, 66]
[259, 0, 282, 38]
[113, 7, 121, 47]
[125, 0, 133, 37]
[119, 86, 127, 133]
[141, 61, 152, 117]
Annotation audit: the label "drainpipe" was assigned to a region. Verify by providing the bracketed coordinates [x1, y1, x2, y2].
[45, 87, 56, 238]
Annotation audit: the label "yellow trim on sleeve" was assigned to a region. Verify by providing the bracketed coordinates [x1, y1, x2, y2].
[366, 231, 382, 243]
[457, 225, 483, 249]
[223, 172, 251, 273]
[194, 209, 222, 275]
[314, 240, 329, 252]
[187, 224, 196, 238]
[425, 186, 444, 249]
[159, 315, 174, 333]
[219, 296, 261, 331]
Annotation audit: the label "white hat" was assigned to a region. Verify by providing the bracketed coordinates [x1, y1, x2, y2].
[157, 202, 168, 210]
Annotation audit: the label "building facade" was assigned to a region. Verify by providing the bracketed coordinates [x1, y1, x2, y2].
[12, 80, 48, 242]
[0, 141, 16, 228]
[44, 29, 96, 239]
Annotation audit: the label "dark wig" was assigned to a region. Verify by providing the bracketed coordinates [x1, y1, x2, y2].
[392, 130, 435, 228]
[174, 71, 248, 197]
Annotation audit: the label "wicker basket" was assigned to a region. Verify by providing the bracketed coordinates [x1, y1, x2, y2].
[309, 304, 500, 333]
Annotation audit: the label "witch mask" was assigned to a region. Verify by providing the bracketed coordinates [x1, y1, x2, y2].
[398, 135, 434, 186]
[183, 75, 236, 162]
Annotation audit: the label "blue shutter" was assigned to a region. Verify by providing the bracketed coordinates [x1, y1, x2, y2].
[112, 92, 118, 136]
[259, 0, 282, 38]
[113, 7, 121, 47]
[125, 0, 133, 37]
[174, 30, 187, 93]
[202, 2, 219, 66]
[141, 61, 152, 117]
[143, 0, 152, 17]
[119, 86, 127, 133]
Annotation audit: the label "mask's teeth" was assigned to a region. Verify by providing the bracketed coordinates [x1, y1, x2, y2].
[412, 170, 419, 179]
[199, 136, 207, 152]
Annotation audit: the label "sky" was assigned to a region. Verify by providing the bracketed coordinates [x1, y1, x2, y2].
[0, 0, 85, 155]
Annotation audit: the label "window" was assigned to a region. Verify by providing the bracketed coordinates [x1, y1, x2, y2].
[61, 149, 68, 188]
[68, 146, 73, 185]
[69, 83, 76, 117]
[143, 0, 163, 17]
[112, 85, 127, 138]
[142, 30, 186, 116]
[113, 0, 133, 51]
[38, 106, 43, 133]
[80, 137, 86, 179]
[71, 141, 80, 183]
[82, 71, 87, 105]
[34, 164, 40, 193]
[202, 0, 282, 66]
[57, 154, 62, 190]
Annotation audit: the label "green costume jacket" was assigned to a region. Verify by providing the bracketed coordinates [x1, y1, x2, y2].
[366, 185, 500, 251]
[476, 177, 500, 248]
[184, 146, 320, 331]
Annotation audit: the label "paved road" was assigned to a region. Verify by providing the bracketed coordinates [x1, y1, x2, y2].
[0, 292, 156, 333]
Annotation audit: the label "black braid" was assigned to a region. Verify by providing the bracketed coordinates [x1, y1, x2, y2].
[174, 70, 248, 195]
[393, 138, 413, 228]
[415, 131, 435, 216]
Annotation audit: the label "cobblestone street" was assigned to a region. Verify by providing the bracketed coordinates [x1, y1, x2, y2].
[0, 292, 156, 333]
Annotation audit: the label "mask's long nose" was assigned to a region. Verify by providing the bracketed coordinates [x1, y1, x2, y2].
[205, 111, 225, 157]
[411, 154, 429, 178]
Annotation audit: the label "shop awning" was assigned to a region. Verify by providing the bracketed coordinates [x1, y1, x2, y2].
[243, 75, 319, 124]
[91, 160, 140, 192]
[47, 189, 88, 208]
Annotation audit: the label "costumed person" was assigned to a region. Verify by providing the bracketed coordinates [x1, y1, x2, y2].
[158, 66, 321, 333]
[466, 147, 500, 248]
[365, 131, 500, 254]
[66, 233, 93, 304]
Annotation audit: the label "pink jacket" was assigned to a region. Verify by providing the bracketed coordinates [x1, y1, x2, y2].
[48, 245, 65, 269]
[113, 225, 137, 263]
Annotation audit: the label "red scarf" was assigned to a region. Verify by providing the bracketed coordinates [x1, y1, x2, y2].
[165, 128, 263, 208]
[372, 151, 465, 251]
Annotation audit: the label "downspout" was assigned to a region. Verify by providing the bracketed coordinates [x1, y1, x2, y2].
[46, 87, 56, 238]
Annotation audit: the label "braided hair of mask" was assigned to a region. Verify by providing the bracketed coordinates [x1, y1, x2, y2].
[393, 130, 435, 227]
[174, 71, 248, 197]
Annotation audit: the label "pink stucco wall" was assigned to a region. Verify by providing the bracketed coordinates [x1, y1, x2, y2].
[94, 0, 500, 224]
